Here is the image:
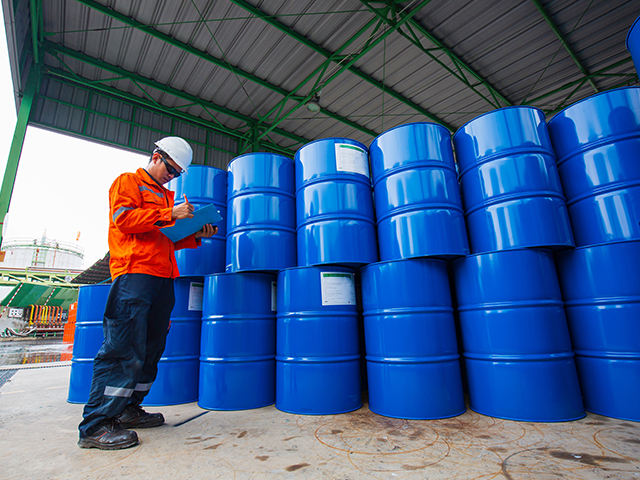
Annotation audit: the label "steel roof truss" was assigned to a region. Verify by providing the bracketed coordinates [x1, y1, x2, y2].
[252, 0, 453, 142]
[530, 0, 598, 94]
[43, 66, 297, 157]
[358, 0, 512, 110]
[76, 0, 377, 142]
[230, 0, 452, 131]
[43, 41, 310, 146]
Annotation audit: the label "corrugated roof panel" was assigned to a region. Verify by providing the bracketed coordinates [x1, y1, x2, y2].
[8, 0, 640, 157]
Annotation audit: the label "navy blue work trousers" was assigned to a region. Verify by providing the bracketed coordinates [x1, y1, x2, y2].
[79, 273, 175, 437]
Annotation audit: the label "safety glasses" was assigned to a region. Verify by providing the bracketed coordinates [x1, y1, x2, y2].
[160, 155, 183, 178]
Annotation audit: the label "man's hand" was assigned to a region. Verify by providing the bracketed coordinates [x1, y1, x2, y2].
[172, 202, 194, 220]
[195, 224, 218, 238]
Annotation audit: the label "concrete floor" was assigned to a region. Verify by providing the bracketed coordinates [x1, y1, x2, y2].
[0, 363, 638, 480]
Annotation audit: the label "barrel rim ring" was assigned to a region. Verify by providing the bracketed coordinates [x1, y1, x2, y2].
[547, 86, 640, 125]
[294, 137, 368, 155]
[228, 151, 294, 167]
[451, 246, 555, 264]
[369, 121, 451, 146]
[452, 105, 546, 141]
[626, 15, 640, 51]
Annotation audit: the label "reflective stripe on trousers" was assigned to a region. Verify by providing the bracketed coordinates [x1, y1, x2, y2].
[78, 273, 175, 437]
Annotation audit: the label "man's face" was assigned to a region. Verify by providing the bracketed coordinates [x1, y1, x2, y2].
[149, 152, 183, 184]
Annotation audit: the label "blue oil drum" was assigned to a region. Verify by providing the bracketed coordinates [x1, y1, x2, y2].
[295, 138, 378, 266]
[276, 265, 361, 414]
[226, 153, 296, 272]
[68, 284, 110, 404]
[199, 272, 276, 410]
[452, 249, 585, 422]
[627, 16, 640, 75]
[168, 165, 227, 276]
[547, 87, 640, 247]
[369, 123, 469, 260]
[453, 107, 574, 254]
[361, 258, 465, 419]
[556, 240, 640, 422]
[143, 278, 202, 406]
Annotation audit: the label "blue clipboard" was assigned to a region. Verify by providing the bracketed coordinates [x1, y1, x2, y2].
[160, 204, 223, 242]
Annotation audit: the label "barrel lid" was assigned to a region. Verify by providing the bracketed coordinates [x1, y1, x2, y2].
[555, 239, 640, 257]
[452, 105, 546, 141]
[360, 256, 447, 274]
[451, 246, 555, 265]
[547, 85, 640, 125]
[370, 122, 451, 147]
[625, 15, 640, 51]
[228, 151, 293, 167]
[295, 137, 368, 154]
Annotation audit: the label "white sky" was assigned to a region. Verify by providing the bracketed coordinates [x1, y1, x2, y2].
[0, 20, 149, 269]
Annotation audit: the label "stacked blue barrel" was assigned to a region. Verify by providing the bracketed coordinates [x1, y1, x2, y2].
[548, 86, 640, 422]
[276, 265, 361, 414]
[362, 123, 467, 420]
[273, 138, 377, 415]
[143, 278, 203, 406]
[226, 152, 296, 272]
[169, 165, 227, 276]
[452, 107, 584, 421]
[197, 152, 294, 411]
[199, 272, 276, 410]
[143, 166, 227, 406]
[67, 284, 110, 404]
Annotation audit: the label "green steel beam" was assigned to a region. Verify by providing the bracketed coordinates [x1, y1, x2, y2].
[0, 65, 39, 248]
[531, 0, 598, 94]
[44, 41, 311, 147]
[29, 0, 42, 63]
[76, 0, 377, 139]
[358, 0, 512, 109]
[523, 58, 635, 112]
[42, 66, 298, 158]
[229, 0, 452, 131]
[253, 0, 453, 142]
[0, 268, 81, 287]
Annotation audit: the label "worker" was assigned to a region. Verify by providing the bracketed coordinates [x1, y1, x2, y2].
[78, 136, 218, 450]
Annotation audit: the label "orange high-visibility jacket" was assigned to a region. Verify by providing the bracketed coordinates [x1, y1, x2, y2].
[108, 167, 199, 280]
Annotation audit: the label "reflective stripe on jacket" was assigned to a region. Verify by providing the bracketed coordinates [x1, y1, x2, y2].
[108, 167, 198, 280]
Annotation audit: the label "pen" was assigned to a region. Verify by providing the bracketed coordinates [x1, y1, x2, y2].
[184, 194, 189, 204]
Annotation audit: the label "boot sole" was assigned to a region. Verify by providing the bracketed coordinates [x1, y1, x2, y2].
[118, 419, 164, 429]
[78, 437, 140, 450]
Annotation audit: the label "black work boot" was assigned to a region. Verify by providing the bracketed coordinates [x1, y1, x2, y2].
[77, 419, 139, 450]
[116, 405, 165, 429]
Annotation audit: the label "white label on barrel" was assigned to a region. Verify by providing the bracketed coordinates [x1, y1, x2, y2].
[271, 281, 277, 311]
[188, 282, 204, 311]
[335, 143, 369, 177]
[320, 272, 356, 305]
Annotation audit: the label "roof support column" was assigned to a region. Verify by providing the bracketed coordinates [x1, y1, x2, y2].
[0, 65, 39, 247]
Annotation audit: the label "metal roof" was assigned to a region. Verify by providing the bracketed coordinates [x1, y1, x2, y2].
[2, 0, 640, 163]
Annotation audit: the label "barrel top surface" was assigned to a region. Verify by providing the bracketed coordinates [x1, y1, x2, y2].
[370, 122, 450, 145]
[452, 247, 553, 264]
[548, 86, 640, 126]
[228, 152, 293, 167]
[186, 164, 226, 173]
[626, 15, 640, 50]
[205, 272, 276, 280]
[360, 256, 447, 274]
[278, 264, 356, 275]
[555, 239, 640, 256]
[295, 137, 368, 154]
[452, 105, 545, 141]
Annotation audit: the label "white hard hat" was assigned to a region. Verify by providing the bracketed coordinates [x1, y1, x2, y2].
[154, 136, 193, 172]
